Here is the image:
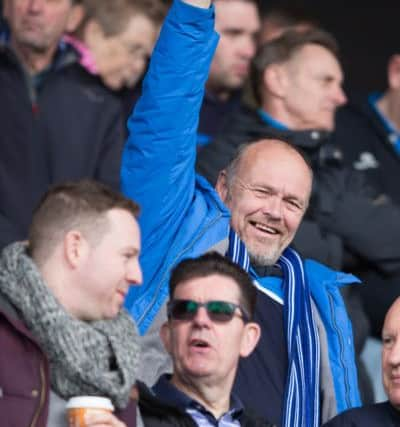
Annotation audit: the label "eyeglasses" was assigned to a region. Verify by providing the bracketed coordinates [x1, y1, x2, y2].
[167, 299, 250, 323]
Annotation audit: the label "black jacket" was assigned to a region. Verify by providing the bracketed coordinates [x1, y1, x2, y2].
[323, 401, 400, 426]
[334, 95, 400, 204]
[333, 97, 400, 337]
[0, 41, 125, 249]
[138, 381, 275, 427]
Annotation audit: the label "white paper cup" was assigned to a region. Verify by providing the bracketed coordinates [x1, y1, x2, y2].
[66, 396, 114, 427]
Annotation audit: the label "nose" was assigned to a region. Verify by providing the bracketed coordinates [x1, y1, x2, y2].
[28, 0, 44, 12]
[262, 195, 283, 220]
[333, 85, 347, 107]
[126, 258, 143, 286]
[238, 35, 257, 60]
[125, 57, 146, 88]
[193, 306, 212, 327]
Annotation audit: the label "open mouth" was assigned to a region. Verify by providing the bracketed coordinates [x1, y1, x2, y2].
[190, 338, 210, 349]
[249, 220, 280, 235]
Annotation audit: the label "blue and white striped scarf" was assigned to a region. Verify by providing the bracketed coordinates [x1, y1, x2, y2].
[226, 228, 320, 427]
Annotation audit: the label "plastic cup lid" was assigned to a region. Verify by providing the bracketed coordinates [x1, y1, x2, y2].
[66, 396, 114, 411]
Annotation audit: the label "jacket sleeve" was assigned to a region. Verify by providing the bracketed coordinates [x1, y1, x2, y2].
[121, 0, 219, 254]
[315, 168, 400, 275]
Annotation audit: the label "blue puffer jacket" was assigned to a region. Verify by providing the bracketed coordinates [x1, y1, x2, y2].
[121, 0, 360, 417]
[122, 0, 229, 334]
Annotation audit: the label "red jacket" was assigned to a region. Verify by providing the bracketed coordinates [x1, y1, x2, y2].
[0, 295, 136, 427]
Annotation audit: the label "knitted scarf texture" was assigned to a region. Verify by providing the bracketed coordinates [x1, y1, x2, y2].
[0, 242, 140, 409]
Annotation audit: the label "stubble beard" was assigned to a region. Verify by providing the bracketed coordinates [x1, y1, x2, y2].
[246, 240, 282, 267]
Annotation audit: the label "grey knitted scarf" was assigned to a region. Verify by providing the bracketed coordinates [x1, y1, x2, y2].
[0, 242, 140, 409]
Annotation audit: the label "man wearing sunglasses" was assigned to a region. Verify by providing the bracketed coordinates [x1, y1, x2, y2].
[138, 253, 275, 426]
[121, 0, 360, 425]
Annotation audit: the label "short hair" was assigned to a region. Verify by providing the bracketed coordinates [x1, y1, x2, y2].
[224, 139, 313, 193]
[261, 4, 318, 31]
[80, 0, 166, 37]
[169, 252, 257, 319]
[28, 180, 140, 265]
[251, 28, 340, 105]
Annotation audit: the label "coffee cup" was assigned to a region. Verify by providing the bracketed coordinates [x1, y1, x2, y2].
[66, 396, 114, 427]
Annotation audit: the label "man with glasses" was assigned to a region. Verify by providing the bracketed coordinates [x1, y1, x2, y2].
[138, 252, 275, 427]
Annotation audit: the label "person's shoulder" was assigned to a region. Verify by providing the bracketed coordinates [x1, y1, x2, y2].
[63, 64, 121, 100]
[304, 258, 360, 286]
[323, 401, 395, 426]
[335, 92, 382, 136]
[47, 64, 123, 123]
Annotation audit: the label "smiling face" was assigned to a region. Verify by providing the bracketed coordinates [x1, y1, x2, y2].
[382, 297, 400, 410]
[276, 43, 346, 130]
[73, 208, 142, 320]
[207, 0, 260, 98]
[217, 140, 312, 266]
[161, 274, 260, 392]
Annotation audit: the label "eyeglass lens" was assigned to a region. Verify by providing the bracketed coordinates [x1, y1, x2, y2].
[168, 299, 246, 322]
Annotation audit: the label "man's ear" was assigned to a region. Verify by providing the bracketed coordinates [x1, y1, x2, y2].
[215, 170, 229, 203]
[263, 64, 287, 99]
[160, 321, 173, 355]
[388, 54, 400, 90]
[239, 322, 261, 358]
[66, 4, 86, 33]
[63, 230, 87, 269]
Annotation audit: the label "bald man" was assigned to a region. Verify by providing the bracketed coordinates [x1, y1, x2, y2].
[324, 297, 400, 426]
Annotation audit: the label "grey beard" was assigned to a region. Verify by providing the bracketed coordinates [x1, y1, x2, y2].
[248, 250, 280, 267]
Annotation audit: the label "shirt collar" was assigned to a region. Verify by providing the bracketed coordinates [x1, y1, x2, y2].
[369, 92, 400, 135]
[258, 109, 289, 130]
[152, 374, 244, 419]
[369, 92, 400, 153]
[152, 374, 193, 409]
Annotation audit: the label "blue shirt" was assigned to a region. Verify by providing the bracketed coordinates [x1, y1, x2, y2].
[257, 109, 289, 131]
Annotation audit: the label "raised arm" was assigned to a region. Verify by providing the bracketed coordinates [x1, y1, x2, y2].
[121, 0, 217, 248]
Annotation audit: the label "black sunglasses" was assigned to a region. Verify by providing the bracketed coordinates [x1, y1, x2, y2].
[167, 299, 250, 323]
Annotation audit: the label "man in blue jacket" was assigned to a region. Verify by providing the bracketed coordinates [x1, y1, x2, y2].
[121, 0, 361, 426]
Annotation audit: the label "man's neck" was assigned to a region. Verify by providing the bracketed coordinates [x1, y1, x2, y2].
[171, 375, 231, 419]
[261, 101, 294, 130]
[11, 38, 56, 74]
[377, 91, 400, 132]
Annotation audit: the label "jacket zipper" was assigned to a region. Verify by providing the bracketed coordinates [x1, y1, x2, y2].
[327, 292, 351, 408]
[30, 359, 46, 427]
